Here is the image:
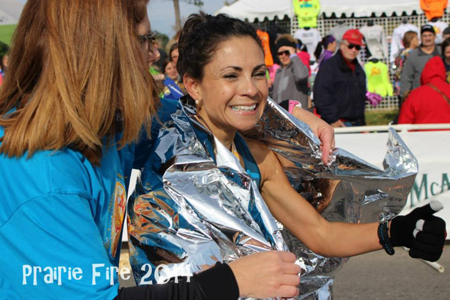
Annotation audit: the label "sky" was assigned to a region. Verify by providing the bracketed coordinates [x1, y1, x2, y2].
[148, 0, 226, 38]
[15, 0, 227, 39]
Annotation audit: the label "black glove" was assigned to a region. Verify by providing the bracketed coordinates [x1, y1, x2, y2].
[390, 200, 446, 262]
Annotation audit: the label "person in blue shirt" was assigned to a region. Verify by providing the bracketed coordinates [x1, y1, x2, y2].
[0, 1, 343, 299]
[161, 59, 185, 100]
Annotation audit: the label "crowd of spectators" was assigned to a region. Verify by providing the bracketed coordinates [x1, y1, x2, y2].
[134, 18, 450, 129]
[43, 20, 446, 130]
[2, 17, 450, 128]
[257, 24, 450, 127]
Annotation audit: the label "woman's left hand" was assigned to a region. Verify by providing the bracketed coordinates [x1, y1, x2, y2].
[292, 106, 335, 164]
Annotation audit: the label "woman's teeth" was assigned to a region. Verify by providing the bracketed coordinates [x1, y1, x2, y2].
[231, 104, 256, 112]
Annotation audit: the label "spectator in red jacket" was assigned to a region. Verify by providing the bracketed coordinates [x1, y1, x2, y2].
[398, 55, 450, 124]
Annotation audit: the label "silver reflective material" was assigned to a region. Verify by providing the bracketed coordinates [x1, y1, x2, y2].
[245, 99, 417, 299]
[128, 97, 417, 300]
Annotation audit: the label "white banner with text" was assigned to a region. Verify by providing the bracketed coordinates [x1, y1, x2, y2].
[336, 130, 450, 237]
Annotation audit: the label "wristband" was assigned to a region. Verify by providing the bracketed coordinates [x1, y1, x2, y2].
[378, 221, 395, 255]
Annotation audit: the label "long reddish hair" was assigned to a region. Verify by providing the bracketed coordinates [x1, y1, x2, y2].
[0, 0, 157, 165]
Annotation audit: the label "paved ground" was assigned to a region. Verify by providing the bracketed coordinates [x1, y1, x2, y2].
[333, 245, 450, 300]
[119, 244, 450, 299]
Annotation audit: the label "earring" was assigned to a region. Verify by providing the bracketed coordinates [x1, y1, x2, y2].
[195, 99, 199, 105]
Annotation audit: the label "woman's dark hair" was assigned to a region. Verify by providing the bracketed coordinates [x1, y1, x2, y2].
[314, 35, 334, 61]
[296, 39, 308, 53]
[169, 43, 178, 61]
[177, 12, 263, 80]
[442, 37, 450, 55]
[162, 59, 172, 73]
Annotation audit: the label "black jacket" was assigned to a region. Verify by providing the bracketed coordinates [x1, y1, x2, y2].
[313, 51, 367, 124]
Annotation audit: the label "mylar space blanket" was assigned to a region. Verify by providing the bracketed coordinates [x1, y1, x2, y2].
[128, 97, 417, 300]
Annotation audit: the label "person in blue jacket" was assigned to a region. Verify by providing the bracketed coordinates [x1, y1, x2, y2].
[161, 59, 185, 100]
[0, 1, 341, 299]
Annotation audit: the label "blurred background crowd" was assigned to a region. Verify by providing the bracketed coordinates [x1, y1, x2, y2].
[2, 0, 450, 128]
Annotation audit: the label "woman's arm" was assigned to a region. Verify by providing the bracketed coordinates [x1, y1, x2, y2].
[290, 55, 309, 84]
[247, 139, 446, 260]
[115, 263, 237, 300]
[117, 251, 300, 300]
[251, 141, 381, 257]
[291, 106, 335, 164]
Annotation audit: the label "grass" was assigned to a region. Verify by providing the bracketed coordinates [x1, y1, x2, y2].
[365, 109, 398, 126]
[0, 25, 17, 46]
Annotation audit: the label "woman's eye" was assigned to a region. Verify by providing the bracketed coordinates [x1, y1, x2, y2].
[224, 74, 238, 79]
[254, 72, 266, 77]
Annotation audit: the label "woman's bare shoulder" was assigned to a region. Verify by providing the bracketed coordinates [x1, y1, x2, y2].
[243, 137, 282, 182]
[243, 138, 272, 162]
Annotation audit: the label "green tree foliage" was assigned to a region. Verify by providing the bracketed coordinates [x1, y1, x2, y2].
[154, 31, 169, 49]
[0, 41, 9, 57]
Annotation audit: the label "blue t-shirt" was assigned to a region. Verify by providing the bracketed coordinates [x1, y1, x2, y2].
[0, 99, 177, 299]
[0, 137, 135, 299]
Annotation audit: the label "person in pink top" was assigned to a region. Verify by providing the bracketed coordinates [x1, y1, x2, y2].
[296, 39, 311, 75]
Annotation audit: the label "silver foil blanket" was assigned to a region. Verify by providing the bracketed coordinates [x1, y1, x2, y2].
[127, 98, 418, 300]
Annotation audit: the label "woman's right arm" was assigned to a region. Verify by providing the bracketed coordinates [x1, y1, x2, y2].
[115, 262, 237, 300]
[116, 251, 301, 300]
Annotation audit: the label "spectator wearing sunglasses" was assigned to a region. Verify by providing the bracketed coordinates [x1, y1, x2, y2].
[271, 35, 309, 109]
[313, 29, 367, 127]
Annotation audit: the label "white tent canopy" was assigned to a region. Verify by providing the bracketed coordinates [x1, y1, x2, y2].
[321, 0, 421, 18]
[0, 0, 24, 25]
[216, 0, 292, 22]
[216, 0, 422, 21]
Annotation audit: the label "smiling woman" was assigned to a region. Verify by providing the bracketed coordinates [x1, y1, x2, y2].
[129, 12, 447, 300]
[185, 35, 267, 147]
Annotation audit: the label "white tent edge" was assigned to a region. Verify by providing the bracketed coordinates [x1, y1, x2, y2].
[216, 0, 422, 22]
[0, 0, 24, 26]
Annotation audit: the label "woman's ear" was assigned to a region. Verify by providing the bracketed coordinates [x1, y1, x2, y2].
[183, 74, 202, 102]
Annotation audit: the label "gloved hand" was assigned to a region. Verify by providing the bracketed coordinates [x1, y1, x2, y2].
[390, 200, 446, 262]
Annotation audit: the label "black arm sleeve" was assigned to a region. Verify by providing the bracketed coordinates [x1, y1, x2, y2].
[114, 262, 239, 300]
